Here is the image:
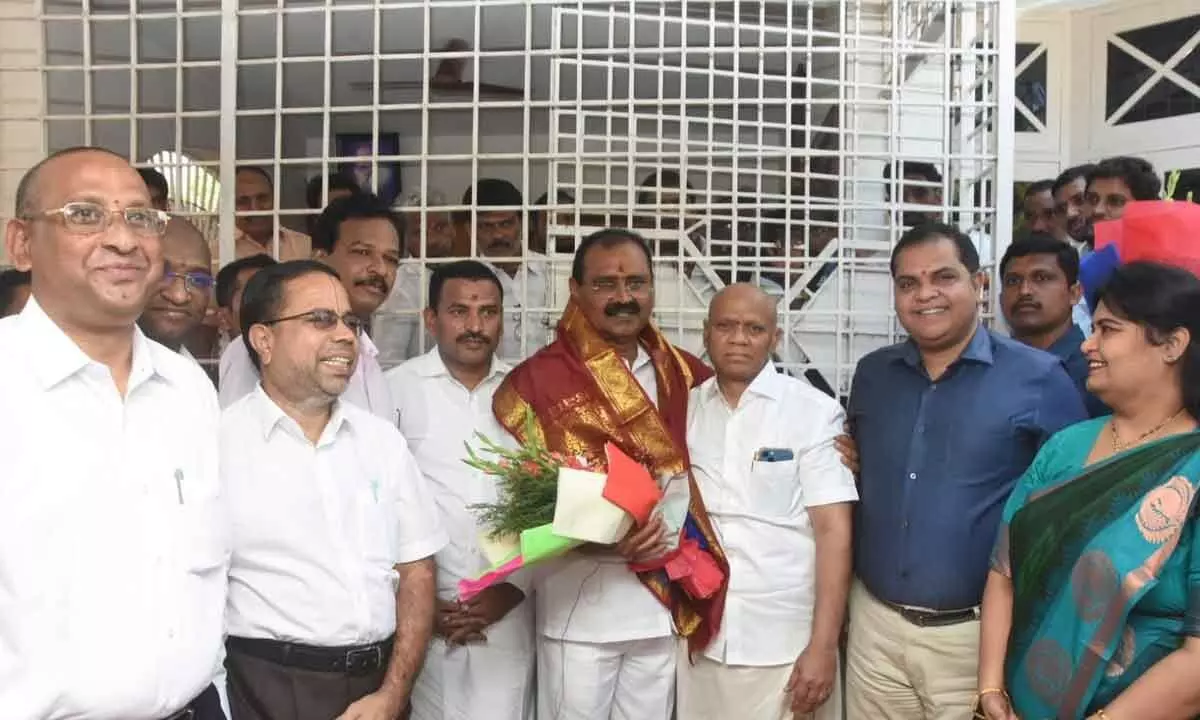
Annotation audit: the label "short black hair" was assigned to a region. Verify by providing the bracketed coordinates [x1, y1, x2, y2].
[311, 191, 401, 254]
[428, 260, 504, 310]
[889, 222, 980, 276]
[1087, 156, 1161, 201]
[1023, 179, 1055, 199]
[239, 259, 341, 371]
[236, 165, 273, 188]
[305, 172, 360, 210]
[571, 228, 654, 283]
[14, 146, 128, 216]
[0, 268, 32, 316]
[1096, 261, 1200, 418]
[216, 253, 277, 309]
[533, 189, 576, 215]
[458, 177, 523, 221]
[636, 169, 695, 205]
[883, 160, 943, 184]
[1051, 164, 1097, 198]
[999, 232, 1080, 285]
[138, 167, 169, 199]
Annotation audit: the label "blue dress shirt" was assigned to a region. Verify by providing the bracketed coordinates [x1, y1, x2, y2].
[848, 327, 1087, 610]
[1047, 324, 1109, 418]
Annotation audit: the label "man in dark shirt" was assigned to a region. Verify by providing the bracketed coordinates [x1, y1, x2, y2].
[999, 232, 1108, 417]
[844, 223, 1086, 719]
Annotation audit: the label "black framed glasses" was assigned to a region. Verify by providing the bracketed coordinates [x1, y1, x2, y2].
[22, 201, 170, 238]
[163, 269, 214, 294]
[261, 309, 364, 336]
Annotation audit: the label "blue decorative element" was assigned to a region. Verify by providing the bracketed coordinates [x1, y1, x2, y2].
[1079, 244, 1121, 313]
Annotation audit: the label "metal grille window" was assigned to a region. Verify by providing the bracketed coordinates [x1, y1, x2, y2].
[10, 0, 1013, 398]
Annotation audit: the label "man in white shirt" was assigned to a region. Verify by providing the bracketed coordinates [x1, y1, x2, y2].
[681, 284, 856, 720]
[0, 146, 227, 720]
[388, 260, 535, 720]
[493, 229, 728, 720]
[220, 192, 397, 420]
[139, 216, 213, 364]
[461, 178, 553, 362]
[373, 188, 456, 368]
[221, 259, 446, 720]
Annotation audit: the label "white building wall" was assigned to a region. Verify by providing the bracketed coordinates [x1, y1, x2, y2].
[0, 0, 45, 265]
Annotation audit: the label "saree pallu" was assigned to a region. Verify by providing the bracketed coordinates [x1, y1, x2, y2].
[1004, 431, 1200, 719]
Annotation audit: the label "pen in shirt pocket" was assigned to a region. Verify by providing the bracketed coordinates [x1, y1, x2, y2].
[174, 468, 185, 505]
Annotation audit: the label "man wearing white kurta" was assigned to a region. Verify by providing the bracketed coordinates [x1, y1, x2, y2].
[680, 284, 857, 720]
[388, 260, 535, 720]
[0, 147, 227, 719]
[221, 260, 446, 720]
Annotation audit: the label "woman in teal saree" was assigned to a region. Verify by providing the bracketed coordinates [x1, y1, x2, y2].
[977, 262, 1200, 720]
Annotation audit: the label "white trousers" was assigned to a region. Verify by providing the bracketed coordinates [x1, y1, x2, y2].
[536, 635, 675, 720]
[676, 647, 843, 720]
[409, 637, 535, 720]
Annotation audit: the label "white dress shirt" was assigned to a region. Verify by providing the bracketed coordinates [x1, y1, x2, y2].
[222, 387, 448, 645]
[0, 298, 227, 720]
[535, 345, 675, 643]
[688, 362, 858, 666]
[388, 349, 535, 720]
[218, 332, 395, 422]
[373, 263, 431, 370]
[485, 254, 553, 363]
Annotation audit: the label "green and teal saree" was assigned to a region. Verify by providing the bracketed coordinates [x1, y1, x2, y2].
[992, 418, 1200, 719]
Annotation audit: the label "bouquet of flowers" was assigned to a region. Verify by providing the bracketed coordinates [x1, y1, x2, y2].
[457, 411, 666, 601]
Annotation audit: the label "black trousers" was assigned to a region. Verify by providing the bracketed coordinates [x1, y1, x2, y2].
[165, 684, 225, 720]
[224, 642, 394, 720]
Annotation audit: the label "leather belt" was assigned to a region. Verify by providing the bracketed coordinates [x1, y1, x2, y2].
[160, 684, 216, 720]
[885, 601, 980, 627]
[227, 635, 394, 677]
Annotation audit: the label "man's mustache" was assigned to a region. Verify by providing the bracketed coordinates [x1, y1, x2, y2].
[356, 274, 389, 293]
[604, 300, 641, 317]
[456, 332, 491, 344]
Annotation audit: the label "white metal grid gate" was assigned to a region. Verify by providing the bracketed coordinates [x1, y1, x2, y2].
[9, 0, 1014, 395]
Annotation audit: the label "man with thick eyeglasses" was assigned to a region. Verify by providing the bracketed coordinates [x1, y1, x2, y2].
[219, 193, 398, 421]
[0, 146, 227, 720]
[222, 259, 445, 720]
[139, 216, 214, 364]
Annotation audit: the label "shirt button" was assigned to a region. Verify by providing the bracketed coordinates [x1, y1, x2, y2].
[909, 472, 917, 480]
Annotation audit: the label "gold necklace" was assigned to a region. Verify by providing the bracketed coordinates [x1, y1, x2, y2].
[1109, 408, 1186, 452]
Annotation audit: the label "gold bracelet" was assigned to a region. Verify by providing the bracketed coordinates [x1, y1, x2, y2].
[978, 687, 1008, 700]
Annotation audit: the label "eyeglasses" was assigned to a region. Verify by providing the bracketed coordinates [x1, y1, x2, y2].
[261, 308, 365, 336]
[589, 277, 651, 295]
[163, 269, 214, 294]
[22, 202, 170, 238]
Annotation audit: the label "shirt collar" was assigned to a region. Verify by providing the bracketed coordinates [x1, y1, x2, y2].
[1047, 323, 1086, 360]
[702, 360, 784, 405]
[411, 345, 511, 383]
[895, 325, 993, 369]
[251, 384, 352, 446]
[21, 296, 168, 392]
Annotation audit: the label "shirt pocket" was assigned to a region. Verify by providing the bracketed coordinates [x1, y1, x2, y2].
[748, 459, 799, 518]
[176, 497, 229, 576]
[357, 483, 400, 582]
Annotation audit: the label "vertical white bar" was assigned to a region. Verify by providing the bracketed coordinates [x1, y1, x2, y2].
[218, 0, 238, 266]
[993, 0, 1016, 274]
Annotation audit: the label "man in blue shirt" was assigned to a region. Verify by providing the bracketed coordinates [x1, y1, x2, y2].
[999, 232, 1108, 417]
[844, 223, 1086, 719]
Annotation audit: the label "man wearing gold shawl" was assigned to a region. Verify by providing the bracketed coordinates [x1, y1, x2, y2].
[493, 228, 728, 720]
